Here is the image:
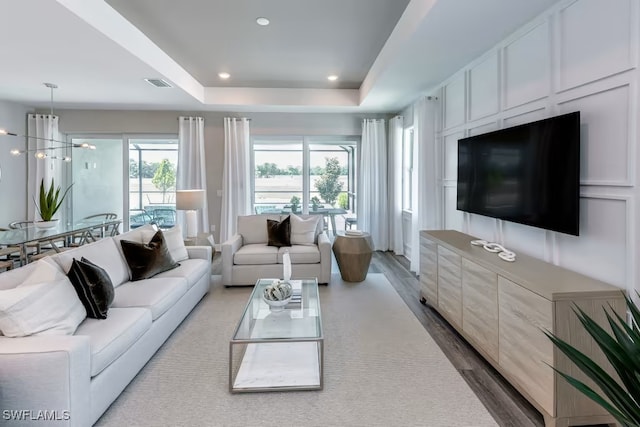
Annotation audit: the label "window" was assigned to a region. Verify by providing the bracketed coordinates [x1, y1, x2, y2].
[402, 128, 414, 211]
[252, 141, 303, 212]
[252, 137, 358, 232]
[129, 138, 178, 229]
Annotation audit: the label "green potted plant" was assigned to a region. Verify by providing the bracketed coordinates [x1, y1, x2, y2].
[34, 178, 73, 228]
[290, 195, 300, 213]
[311, 196, 321, 212]
[545, 294, 640, 426]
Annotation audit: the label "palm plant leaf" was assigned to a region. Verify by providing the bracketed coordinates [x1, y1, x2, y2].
[554, 369, 630, 425]
[34, 178, 73, 221]
[545, 331, 637, 420]
[546, 296, 640, 427]
[575, 307, 640, 398]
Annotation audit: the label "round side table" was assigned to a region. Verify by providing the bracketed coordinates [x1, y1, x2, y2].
[332, 231, 373, 282]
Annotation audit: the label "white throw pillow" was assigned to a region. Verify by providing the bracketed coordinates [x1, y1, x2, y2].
[140, 226, 189, 262]
[0, 278, 87, 337]
[290, 214, 319, 246]
[19, 259, 65, 287]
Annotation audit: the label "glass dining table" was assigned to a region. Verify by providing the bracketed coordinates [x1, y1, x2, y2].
[0, 218, 122, 266]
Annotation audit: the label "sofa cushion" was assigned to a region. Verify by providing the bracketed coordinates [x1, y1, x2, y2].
[51, 237, 130, 288]
[0, 277, 87, 337]
[278, 245, 321, 264]
[234, 244, 279, 265]
[154, 258, 210, 289]
[111, 277, 188, 320]
[267, 216, 291, 247]
[67, 257, 115, 319]
[74, 307, 151, 377]
[120, 230, 179, 281]
[290, 214, 320, 246]
[237, 215, 281, 244]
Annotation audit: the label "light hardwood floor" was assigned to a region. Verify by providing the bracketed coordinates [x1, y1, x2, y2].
[369, 251, 544, 427]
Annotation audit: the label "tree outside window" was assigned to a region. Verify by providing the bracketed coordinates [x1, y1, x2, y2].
[152, 158, 176, 203]
[314, 157, 343, 207]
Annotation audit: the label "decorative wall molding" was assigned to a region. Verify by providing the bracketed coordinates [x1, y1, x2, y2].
[558, 82, 633, 186]
[444, 74, 466, 130]
[469, 52, 500, 121]
[434, 0, 638, 293]
[502, 20, 551, 110]
[556, 0, 636, 92]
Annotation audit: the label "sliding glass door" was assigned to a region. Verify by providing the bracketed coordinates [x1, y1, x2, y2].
[68, 134, 178, 231]
[128, 138, 178, 229]
[70, 137, 124, 224]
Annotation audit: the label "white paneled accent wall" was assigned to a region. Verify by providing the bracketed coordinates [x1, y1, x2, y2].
[435, 0, 639, 294]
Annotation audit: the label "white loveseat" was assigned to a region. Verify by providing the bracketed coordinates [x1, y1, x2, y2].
[221, 214, 331, 286]
[0, 224, 211, 426]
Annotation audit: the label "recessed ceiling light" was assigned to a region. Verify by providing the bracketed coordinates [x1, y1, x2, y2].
[218, 72, 230, 79]
[327, 75, 338, 81]
[256, 17, 270, 26]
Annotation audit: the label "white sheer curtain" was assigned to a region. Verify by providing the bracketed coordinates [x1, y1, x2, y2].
[27, 114, 63, 221]
[388, 115, 404, 254]
[358, 118, 389, 251]
[220, 117, 251, 242]
[177, 116, 209, 235]
[410, 96, 439, 273]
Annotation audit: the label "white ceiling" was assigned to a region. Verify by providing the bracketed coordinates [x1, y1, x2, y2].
[0, 0, 562, 113]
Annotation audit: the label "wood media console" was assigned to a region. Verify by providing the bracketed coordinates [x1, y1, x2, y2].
[419, 230, 625, 427]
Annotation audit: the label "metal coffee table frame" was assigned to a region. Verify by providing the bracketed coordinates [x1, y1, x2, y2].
[229, 278, 324, 393]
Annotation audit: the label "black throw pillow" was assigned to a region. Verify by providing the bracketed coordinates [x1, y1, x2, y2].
[120, 230, 179, 281]
[67, 257, 115, 319]
[267, 216, 291, 247]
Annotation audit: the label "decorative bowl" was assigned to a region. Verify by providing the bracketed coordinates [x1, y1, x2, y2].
[262, 280, 293, 311]
[263, 295, 292, 312]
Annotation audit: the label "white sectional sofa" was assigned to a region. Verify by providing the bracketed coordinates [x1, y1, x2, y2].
[221, 214, 331, 286]
[0, 225, 212, 426]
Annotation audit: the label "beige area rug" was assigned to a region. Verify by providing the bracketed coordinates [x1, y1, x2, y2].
[96, 274, 497, 427]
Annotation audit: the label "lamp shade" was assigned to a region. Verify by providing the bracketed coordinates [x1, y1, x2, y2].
[176, 189, 205, 210]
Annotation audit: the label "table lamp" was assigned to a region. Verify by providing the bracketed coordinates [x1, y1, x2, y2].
[176, 189, 205, 239]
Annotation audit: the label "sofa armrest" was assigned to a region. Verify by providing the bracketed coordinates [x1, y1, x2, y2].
[221, 234, 243, 286]
[0, 335, 92, 427]
[186, 245, 212, 261]
[317, 232, 332, 284]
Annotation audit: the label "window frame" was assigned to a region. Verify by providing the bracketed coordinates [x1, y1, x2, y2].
[251, 135, 359, 215]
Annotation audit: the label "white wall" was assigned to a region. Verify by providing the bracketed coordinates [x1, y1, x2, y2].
[56, 110, 379, 242]
[0, 100, 31, 224]
[431, 0, 639, 294]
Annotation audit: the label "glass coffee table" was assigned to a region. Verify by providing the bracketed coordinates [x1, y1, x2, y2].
[229, 278, 323, 393]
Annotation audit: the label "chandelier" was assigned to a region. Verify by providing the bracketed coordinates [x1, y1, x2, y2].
[0, 83, 95, 161]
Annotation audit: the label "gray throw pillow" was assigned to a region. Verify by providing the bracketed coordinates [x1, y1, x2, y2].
[120, 230, 179, 281]
[267, 216, 291, 247]
[67, 257, 114, 319]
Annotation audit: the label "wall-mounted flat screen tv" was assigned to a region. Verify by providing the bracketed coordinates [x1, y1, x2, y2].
[456, 111, 580, 236]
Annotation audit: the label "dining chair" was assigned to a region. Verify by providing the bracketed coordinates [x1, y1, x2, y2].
[0, 228, 17, 271]
[82, 213, 119, 239]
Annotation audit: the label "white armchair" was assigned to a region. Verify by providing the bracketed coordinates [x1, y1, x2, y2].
[221, 214, 332, 286]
